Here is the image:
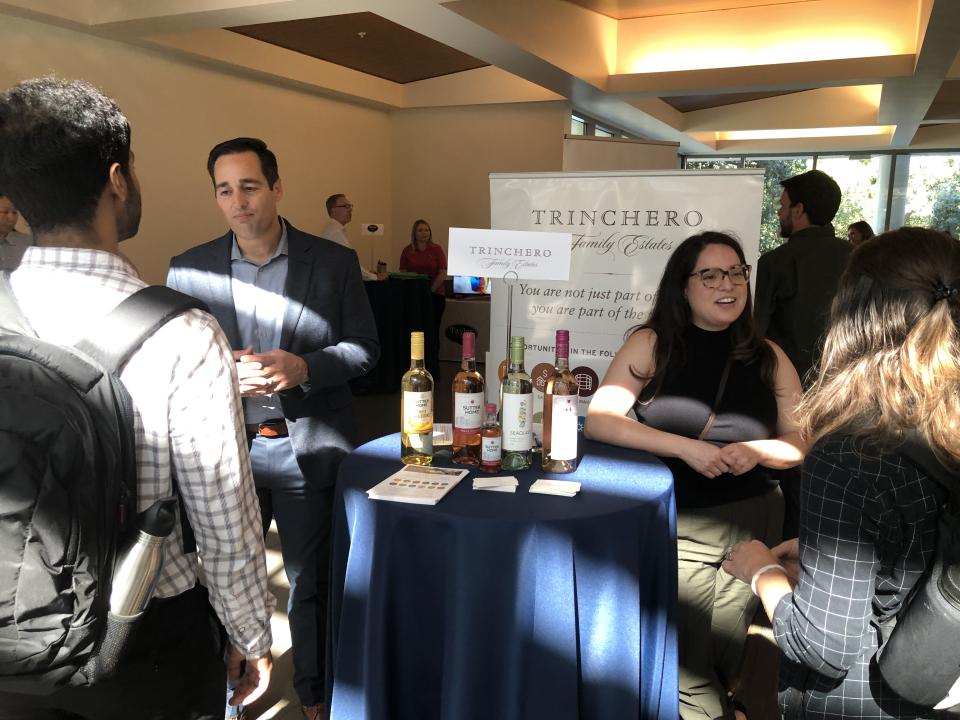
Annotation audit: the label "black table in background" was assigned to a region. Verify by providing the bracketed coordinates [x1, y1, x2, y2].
[352, 278, 438, 394]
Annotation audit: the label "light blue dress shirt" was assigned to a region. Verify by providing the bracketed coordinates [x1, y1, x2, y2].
[230, 221, 289, 424]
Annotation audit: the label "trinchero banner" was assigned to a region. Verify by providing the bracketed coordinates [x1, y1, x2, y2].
[486, 169, 765, 434]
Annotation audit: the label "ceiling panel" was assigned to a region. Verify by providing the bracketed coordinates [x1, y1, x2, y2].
[924, 78, 960, 121]
[563, 0, 807, 20]
[661, 90, 802, 112]
[229, 12, 488, 84]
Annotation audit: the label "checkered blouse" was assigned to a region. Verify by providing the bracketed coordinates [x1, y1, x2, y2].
[773, 434, 943, 719]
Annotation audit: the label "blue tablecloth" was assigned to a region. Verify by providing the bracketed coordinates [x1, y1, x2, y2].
[327, 433, 678, 720]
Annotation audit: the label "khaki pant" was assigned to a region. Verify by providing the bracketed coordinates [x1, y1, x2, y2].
[677, 489, 783, 720]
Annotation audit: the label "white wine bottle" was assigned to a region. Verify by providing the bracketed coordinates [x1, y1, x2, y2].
[401, 331, 433, 465]
[542, 329, 579, 473]
[501, 335, 533, 471]
[452, 331, 484, 465]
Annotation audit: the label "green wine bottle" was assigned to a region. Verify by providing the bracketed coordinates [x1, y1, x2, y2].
[501, 336, 533, 471]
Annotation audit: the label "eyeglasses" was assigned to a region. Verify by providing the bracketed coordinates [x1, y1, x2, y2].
[333, 203, 353, 210]
[689, 264, 751, 288]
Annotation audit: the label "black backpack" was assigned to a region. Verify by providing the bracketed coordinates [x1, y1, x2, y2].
[877, 439, 960, 709]
[0, 276, 204, 693]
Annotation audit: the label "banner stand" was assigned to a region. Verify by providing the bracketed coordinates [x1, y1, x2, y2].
[499, 271, 519, 412]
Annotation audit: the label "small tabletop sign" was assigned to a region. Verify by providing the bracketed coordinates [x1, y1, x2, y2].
[367, 464, 470, 505]
[447, 228, 572, 281]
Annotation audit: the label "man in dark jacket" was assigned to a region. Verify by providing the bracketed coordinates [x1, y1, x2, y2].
[755, 169, 851, 387]
[168, 137, 379, 720]
[755, 169, 851, 538]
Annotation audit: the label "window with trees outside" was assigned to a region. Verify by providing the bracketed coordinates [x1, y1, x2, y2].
[684, 152, 960, 255]
[904, 153, 960, 239]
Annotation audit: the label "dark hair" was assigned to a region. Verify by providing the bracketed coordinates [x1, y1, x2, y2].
[780, 169, 841, 225]
[326, 193, 346, 214]
[410, 218, 432, 246]
[801, 227, 960, 467]
[0, 77, 132, 234]
[847, 220, 875, 244]
[630, 231, 776, 395]
[207, 137, 279, 189]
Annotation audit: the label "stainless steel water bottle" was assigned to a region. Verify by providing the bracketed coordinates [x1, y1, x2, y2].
[109, 498, 177, 617]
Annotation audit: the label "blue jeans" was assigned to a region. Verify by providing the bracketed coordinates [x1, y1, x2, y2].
[229, 435, 334, 714]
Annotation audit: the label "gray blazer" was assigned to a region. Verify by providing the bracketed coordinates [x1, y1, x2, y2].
[167, 219, 380, 488]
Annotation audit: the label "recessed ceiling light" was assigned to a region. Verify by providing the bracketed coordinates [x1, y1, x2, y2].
[716, 126, 895, 141]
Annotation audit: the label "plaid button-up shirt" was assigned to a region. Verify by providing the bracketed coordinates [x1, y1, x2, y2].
[10, 246, 275, 657]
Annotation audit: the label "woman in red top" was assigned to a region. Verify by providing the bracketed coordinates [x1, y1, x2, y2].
[399, 218, 447, 336]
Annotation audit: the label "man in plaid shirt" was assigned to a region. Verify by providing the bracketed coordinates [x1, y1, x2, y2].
[0, 78, 275, 719]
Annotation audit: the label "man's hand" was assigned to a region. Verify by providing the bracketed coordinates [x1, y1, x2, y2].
[236, 348, 308, 395]
[226, 644, 273, 707]
[232, 345, 254, 363]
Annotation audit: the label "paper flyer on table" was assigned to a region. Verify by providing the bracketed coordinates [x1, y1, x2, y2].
[367, 464, 470, 505]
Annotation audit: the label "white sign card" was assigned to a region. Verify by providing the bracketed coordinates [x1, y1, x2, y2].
[447, 227, 572, 281]
[486, 170, 765, 429]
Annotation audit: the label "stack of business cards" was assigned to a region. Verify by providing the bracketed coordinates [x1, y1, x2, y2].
[472, 476, 519, 493]
[529, 479, 581, 497]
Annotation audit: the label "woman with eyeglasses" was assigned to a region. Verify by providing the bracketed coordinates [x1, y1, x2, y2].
[585, 231, 805, 720]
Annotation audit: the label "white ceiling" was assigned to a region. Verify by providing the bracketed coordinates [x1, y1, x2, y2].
[2, 0, 958, 154]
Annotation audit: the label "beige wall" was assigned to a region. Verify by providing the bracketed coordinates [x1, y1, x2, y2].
[389, 102, 567, 265]
[1, 14, 569, 283]
[562, 135, 679, 170]
[0, 13, 393, 284]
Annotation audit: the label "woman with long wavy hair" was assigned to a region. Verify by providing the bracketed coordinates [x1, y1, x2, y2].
[723, 227, 960, 719]
[586, 231, 805, 720]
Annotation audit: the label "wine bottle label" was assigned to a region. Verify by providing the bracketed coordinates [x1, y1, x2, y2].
[549, 394, 578, 461]
[502, 392, 533, 451]
[454, 392, 484, 432]
[481, 436, 501, 464]
[403, 391, 433, 433]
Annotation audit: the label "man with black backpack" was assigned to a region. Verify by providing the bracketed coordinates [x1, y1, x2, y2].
[0, 78, 275, 719]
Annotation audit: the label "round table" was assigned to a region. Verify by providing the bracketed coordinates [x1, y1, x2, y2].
[326, 433, 678, 720]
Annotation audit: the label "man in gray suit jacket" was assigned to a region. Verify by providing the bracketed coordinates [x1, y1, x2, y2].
[168, 137, 378, 720]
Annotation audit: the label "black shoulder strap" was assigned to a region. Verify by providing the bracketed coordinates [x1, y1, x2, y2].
[76, 285, 208, 373]
[698, 358, 732, 441]
[898, 435, 958, 497]
[1, 279, 210, 553]
[76, 285, 208, 555]
[0, 277, 208, 372]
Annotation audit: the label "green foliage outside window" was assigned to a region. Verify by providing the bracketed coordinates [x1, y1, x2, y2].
[743, 158, 812, 254]
[905, 156, 960, 238]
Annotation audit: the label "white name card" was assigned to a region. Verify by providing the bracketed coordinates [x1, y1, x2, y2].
[447, 228, 572, 281]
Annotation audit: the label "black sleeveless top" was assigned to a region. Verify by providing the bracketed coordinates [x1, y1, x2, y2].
[635, 324, 779, 508]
